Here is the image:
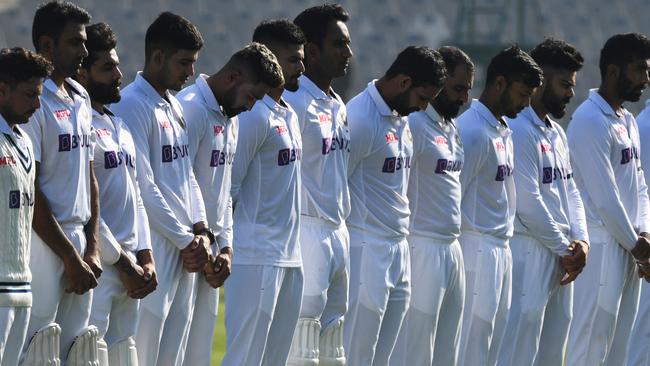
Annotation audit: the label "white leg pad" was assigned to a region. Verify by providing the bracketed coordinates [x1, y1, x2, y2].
[22, 323, 62, 366]
[108, 337, 138, 366]
[287, 318, 321, 366]
[319, 318, 345, 366]
[66, 326, 100, 366]
[97, 339, 109, 366]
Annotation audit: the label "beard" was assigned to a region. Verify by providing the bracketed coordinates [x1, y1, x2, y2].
[541, 86, 571, 119]
[390, 90, 419, 116]
[499, 91, 521, 118]
[88, 78, 121, 105]
[0, 105, 35, 124]
[433, 90, 464, 120]
[618, 73, 645, 102]
[284, 73, 300, 92]
[221, 85, 247, 118]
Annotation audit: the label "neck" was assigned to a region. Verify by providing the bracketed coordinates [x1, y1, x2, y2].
[50, 69, 67, 89]
[478, 91, 503, 120]
[304, 70, 332, 95]
[206, 73, 227, 106]
[1, 112, 16, 131]
[598, 83, 623, 112]
[374, 78, 394, 110]
[142, 68, 167, 97]
[269, 87, 284, 102]
[90, 100, 105, 114]
[530, 94, 548, 121]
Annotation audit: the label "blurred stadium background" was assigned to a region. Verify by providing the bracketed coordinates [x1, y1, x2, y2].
[2, 0, 650, 363]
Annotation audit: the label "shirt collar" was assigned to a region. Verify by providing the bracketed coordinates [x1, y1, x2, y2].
[367, 80, 399, 117]
[470, 99, 509, 129]
[260, 94, 292, 113]
[0, 113, 13, 135]
[588, 88, 620, 117]
[134, 72, 172, 107]
[195, 74, 226, 118]
[520, 105, 553, 129]
[300, 75, 336, 101]
[424, 104, 444, 124]
[43, 78, 86, 99]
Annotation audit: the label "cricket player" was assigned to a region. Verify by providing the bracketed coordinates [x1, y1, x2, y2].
[75, 22, 157, 366]
[497, 39, 589, 366]
[566, 33, 650, 366]
[345, 46, 447, 366]
[178, 42, 283, 366]
[0, 48, 51, 366]
[456, 45, 542, 366]
[112, 12, 212, 366]
[221, 20, 304, 366]
[20, 2, 105, 364]
[629, 97, 650, 366]
[390, 46, 474, 366]
[284, 4, 353, 365]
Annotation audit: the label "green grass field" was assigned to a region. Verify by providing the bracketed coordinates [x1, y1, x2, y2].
[210, 288, 227, 365]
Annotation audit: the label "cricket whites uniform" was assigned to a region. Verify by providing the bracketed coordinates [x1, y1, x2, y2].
[113, 73, 207, 366]
[88, 107, 151, 363]
[497, 106, 588, 366]
[284, 75, 350, 366]
[222, 94, 303, 366]
[21, 77, 97, 360]
[0, 116, 34, 366]
[566, 90, 650, 366]
[625, 99, 650, 366]
[177, 74, 236, 366]
[344, 80, 413, 366]
[456, 99, 515, 366]
[390, 105, 465, 366]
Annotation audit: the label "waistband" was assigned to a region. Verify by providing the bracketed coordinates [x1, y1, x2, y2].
[459, 230, 509, 248]
[301, 215, 346, 230]
[408, 234, 457, 246]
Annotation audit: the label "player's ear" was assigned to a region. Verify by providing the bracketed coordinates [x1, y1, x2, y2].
[305, 42, 319, 61]
[37, 35, 55, 60]
[0, 81, 8, 101]
[150, 49, 165, 70]
[606, 64, 620, 82]
[494, 75, 507, 93]
[398, 74, 412, 92]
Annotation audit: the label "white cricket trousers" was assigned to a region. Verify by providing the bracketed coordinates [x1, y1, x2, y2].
[0, 306, 30, 366]
[182, 273, 218, 366]
[628, 280, 650, 366]
[390, 235, 465, 366]
[298, 215, 349, 326]
[344, 227, 411, 366]
[135, 229, 196, 366]
[23, 228, 92, 361]
[497, 234, 573, 366]
[458, 230, 512, 366]
[89, 255, 139, 347]
[222, 264, 304, 366]
[567, 226, 640, 366]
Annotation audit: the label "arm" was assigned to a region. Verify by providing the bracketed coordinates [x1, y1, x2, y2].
[83, 164, 102, 277]
[458, 124, 487, 198]
[512, 125, 571, 256]
[231, 110, 268, 205]
[346, 106, 374, 177]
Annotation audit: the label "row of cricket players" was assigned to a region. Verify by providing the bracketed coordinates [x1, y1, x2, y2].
[3, 1, 650, 366]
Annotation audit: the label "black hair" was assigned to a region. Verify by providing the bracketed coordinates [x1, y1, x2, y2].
[485, 45, 543, 88]
[252, 19, 306, 47]
[530, 38, 583, 72]
[599, 33, 650, 78]
[229, 42, 284, 88]
[32, 1, 91, 51]
[293, 4, 349, 47]
[438, 46, 474, 75]
[145, 12, 203, 62]
[384, 46, 447, 88]
[0, 47, 52, 86]
[82, 22, 117, 69]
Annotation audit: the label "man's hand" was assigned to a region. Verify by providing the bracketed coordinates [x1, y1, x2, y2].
[83, 247, 103, 279]
[637, 260, 650, 282]
[115, 252, 147, 294]
[631, 235, 650, 262]
[63, 254, 98, 294]
[204, 247, 233, 288]
[127, 249, 157, 299]
[180, 235, 211, 273]
[560, 240, 589, 285]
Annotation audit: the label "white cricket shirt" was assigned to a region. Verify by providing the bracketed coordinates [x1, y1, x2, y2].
[0, 115, 35, 307]
[112, 73, 206, 250]
[22, 78, 94, 231]
[509, 106, 588, 256]
[91, 108, 151, 265]
[231, 94, 302, 267]
[178, 74, 236, 249]
[457, 99, 516, 241]
[568, 90, 650, 250]
[346, 80, 413, 241]
[284, 75, 350, 226]
[407, 104, 463, 242]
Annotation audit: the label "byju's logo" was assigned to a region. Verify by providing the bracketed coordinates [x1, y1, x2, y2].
[9, 190, 20, 208]
[495, 164, 513, 181]
[59, 134, 71, 151]
[278, 148, 301, 166]
[161, 144, 189, 163]
[105, 151, 118, 169]
[162, 145, 173, 162]
[382, 156, 411, 173]
[58, 134, 91, 152]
